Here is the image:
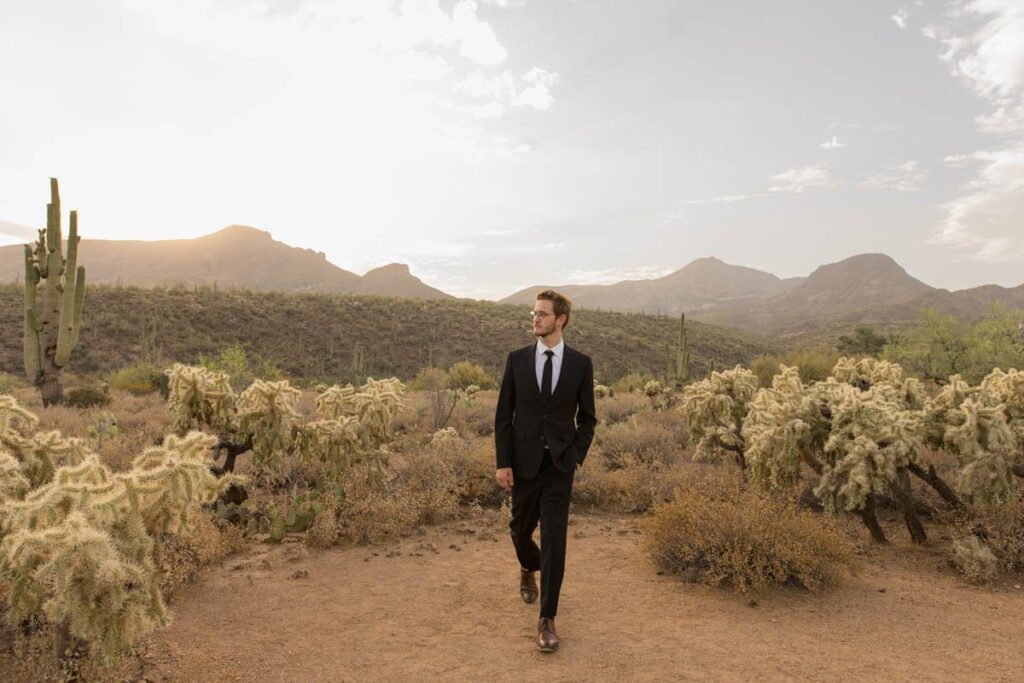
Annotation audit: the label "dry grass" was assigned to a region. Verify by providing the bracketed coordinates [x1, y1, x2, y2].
[596, 392, 648, 425]
[644, 469, 853, 593]
[595, 417, 680, 469]
[573, 453, 690, 513]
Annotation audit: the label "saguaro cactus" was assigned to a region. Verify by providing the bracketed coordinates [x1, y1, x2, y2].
[23, 178, 86, 406]
[667, 313, 691, 388]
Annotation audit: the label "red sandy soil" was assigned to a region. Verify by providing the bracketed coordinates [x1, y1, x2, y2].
[129, 510, 1024, 683]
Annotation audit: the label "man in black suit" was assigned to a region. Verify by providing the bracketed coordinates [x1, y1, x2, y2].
[494, 289, 597, 653]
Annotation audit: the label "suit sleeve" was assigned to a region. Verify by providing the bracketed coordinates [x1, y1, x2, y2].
[494, 352, 516, 469]
[572, 356, 597, 467]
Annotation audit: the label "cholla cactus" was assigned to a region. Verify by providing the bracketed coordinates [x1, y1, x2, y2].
[594, 384, 610, 399]
[681, 366, 758, 466]
[0, 414, 232, 664]
[921, 368, 1024, 504]
[429, 427, 462, 452]
[0, 394, 38, 435]
[832, 356, 926, 409]
[0, 452, 29, 501]
[296, 379, 405, 480]
[165, 363, 235, 434]
[236, 379, 301, 477]
[743, 366, 829, 492]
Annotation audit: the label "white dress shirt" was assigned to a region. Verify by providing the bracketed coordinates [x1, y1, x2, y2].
[534, 338, 564, 394]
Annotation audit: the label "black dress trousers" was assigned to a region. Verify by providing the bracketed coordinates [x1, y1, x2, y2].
[509, 446, 574, 618]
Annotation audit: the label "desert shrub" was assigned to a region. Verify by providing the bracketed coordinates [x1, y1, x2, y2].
[884, 305, 1024, 384]
[954, 500, 1024, 577]
[335, 467, 420, 544]
[573, 453, 687, 513]
[950, 535, 998, 584]
[612, 372, 651, 395]
[598, 392, 647, 424]
[631, 406, 689, 450]
[109, 362, 164, 395]
[750, 345, 841, 388]
[430, 431, 502, 506]
[596, 419, 676, 469]
[0, 373, 24, 394]
[449, 392, 495, 437]
[447, 361, 496, 391]
[409, 367, 449, 391]
[391, 450, 460, 526]
[644, 479, 853, 592]
[157, 514, 245, 595]
[198, 344, 284, 391]
[64, 385, 111, 408]
[304, 488, 340, 549]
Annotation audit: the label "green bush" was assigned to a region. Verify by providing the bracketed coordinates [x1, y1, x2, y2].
[447, 361, 496, 390]
[198, 344, 284, 391]
[750, 344, 840, 387]
[108, 362, 164, 394]
[883, 305, 1024, 384]
[612, 372, 653, 394]
[0, 372, 24, 394]
[409, 366, 449, 391]
[64, 385, 111, 408]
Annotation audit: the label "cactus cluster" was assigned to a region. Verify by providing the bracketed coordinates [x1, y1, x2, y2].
[23, 179, 86, 406]
[682, 357, 1024, 544]
[0, 395, 234, 663]
[163, 366, 405, 481]
[681, 365, 759, 467]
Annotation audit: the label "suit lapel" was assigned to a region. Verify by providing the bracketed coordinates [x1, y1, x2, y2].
[550, 345, 576, 405]
[525, 341, 542, 405]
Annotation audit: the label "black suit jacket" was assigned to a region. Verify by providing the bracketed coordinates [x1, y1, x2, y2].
[494, 341, 597, 479]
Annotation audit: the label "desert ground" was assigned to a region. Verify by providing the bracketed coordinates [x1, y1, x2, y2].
[132, 509, 1024, 683]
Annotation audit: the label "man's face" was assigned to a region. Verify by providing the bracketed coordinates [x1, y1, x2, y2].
[532, 300, 560, 337]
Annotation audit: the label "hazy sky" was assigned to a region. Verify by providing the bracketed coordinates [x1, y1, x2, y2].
[1, 0, 1022, 299]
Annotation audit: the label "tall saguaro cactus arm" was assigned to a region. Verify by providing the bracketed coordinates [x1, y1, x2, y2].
[23, 245, 42, 379]
[22, 177, 87, 406]
[55, 209, 83, 365]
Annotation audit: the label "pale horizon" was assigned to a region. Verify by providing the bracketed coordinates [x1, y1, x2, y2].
[2, 0, 1022, 300]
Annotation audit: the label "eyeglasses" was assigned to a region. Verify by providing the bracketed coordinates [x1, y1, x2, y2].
[529, 310, 553, 319]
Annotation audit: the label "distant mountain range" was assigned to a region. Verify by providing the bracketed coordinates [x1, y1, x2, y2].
[501, 253, 1024, 341]
[2, 222, 1021, 343]
[0, 225, 451, 300]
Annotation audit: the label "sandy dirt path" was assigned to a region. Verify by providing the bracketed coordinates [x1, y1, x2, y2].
[138, 511, 1024, 683]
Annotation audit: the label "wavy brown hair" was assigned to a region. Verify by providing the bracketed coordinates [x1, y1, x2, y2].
[536, 289, 573, 328]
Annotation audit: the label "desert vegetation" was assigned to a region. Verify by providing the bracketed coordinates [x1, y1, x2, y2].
[1, 318, 1023, 679]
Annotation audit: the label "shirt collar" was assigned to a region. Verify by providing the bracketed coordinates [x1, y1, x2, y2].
[536, 338, 564, 359]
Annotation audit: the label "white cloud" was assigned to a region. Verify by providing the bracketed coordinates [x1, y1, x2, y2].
[924, 0, 1024, 261]
[563, 266, 676, 284]
[473, 101, 505, 118]
[769, 166, 831, 193]
[892, 8, 909, 30]
[820, 136, 845, 149]
[683, 194, 753, 205]
[456, 67, 560, 112]
[860, 160, 926, 192]
[450, 0, 508, 65]
[511, 67, 559, 110]
[932, 145, 1024, 260]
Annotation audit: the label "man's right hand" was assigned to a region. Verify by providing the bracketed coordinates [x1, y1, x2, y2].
[496, 467, 514, 491]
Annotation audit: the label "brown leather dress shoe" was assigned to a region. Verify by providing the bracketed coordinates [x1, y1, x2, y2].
[537, 617, 558, 652]
[520, 568, 538, 604]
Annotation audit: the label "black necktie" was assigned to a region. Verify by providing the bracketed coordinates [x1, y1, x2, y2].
[541, 350, 554, 403]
